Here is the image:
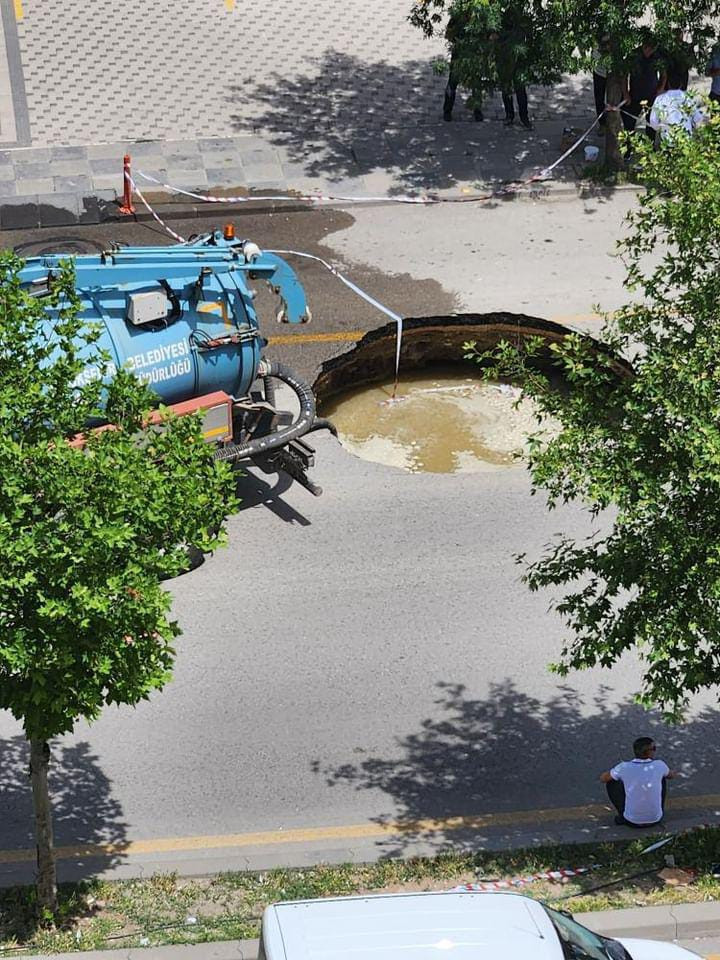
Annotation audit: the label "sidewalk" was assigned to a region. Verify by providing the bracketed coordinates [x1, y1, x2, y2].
[1, 0, 712, 228]
[0, 114, 603, 231]
[19, 900, 720, 960]
[0, 0, 610, 229]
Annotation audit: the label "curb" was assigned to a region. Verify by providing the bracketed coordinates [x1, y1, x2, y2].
[18, 901, 720, 960]
[578, 898, 720, 942]
[0, 180, 643, 233]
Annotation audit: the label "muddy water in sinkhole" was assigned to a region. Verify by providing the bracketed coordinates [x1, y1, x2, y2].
[320, 369, 543, 474]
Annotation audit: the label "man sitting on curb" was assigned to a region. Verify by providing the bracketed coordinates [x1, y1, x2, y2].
[600, 736, 676, 827]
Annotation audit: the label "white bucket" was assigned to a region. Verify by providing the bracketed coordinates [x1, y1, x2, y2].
[584, 144, 600, 162]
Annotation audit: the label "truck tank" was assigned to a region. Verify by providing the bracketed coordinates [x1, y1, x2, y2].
[18, 229, 332, 495]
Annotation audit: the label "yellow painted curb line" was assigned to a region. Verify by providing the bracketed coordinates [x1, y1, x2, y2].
[1, 794, 718, 865]
[266, 316, 604, 349]
[267, 330, 364, 345]
[13, 0, 23, 21]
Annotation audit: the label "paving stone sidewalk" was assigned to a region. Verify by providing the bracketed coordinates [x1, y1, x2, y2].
[0, 0, 612, 229]
[0, 0, 713, 229]
[0, 113, 606, 230]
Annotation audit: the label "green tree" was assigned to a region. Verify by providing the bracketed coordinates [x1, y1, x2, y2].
[411, 0, 565, 110]
[0, 253, 237, 914]
[466, 114, 720, 720]
[567, 0, 716, 168]
[410, 0, 719, 169]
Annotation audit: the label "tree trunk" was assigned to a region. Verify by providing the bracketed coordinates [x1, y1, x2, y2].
[605, 72, 626, 172]
[29, 738, 58, 916]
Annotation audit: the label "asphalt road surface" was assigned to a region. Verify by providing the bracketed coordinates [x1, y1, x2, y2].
[1, 197, 719, 883]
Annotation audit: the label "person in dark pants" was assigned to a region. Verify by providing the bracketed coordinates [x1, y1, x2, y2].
[501, 84, 530, 127]
[600, 736, 676, 827]
[443, 12, 484, 121]
[663, 27, 695, 90]
[592, 35, 612, 126]
[623, 38, 666, 143]
[493, 12, 532, 129]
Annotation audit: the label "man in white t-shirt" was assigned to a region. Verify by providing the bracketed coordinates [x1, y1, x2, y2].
[600, 737, 676, 827]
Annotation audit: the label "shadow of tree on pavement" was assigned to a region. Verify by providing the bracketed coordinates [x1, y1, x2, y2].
[229, 52, 596, 192]
[0, 734, 128, 934]
[313, 680, 720, 858]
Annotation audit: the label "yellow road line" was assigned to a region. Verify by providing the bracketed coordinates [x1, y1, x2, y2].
[268, 330, 365, 345]
[13, 0, 23, 21]
[1, 794, 718, 864]
[266, 316, 604, 349]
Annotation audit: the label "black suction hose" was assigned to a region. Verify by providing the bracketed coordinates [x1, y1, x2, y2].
[308, 416, 338, 437]
[263, 374, 336, 437]
[215, 360, 316, 462]
[263, 374, 277, 408]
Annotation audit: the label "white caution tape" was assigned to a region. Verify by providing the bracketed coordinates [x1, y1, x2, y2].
[127, 173, 187, 243]
[135, 108, 611, 210]
[531, 101, 626, 182]
[267, 248, 403, 388]
[123, 106, 620, 391]
[136, 171, 433, 206]
[111, 187, 408, 387]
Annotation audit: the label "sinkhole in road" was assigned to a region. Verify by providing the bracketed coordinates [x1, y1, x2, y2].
[320, 370, 534, 474]
[314, 314, 631, 475]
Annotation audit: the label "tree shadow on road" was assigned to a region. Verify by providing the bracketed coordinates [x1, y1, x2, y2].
[313, 680, 720, 858]
[0, 735, 128, 936]
[229, 52, 594, 193]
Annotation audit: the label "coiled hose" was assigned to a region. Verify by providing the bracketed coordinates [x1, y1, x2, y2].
[215, 360, 317, 463]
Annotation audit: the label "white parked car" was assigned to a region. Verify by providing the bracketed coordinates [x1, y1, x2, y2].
[259, 890, 700, 959]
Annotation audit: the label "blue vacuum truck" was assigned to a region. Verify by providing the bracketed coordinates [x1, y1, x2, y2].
[18, 228, 334, 495]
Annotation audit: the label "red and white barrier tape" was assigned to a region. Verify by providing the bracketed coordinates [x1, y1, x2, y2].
[132, 106, 617, 212]
[136, 171, 432, 206]
[267, 248, 403, 389]
[127, 173, 186, 243]
[451, 864, 599, 892]
[122, 107, 626, 388]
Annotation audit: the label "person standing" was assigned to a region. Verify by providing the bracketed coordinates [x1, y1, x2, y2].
[706, 39, 720, 105]
[592, 35, 612, 125]
[494, 9, 532, 129]
[443, 11, 484, 121]
[600, 736, 676, 827]
[663, 27, 694, 91]
[623, 37, 666, 142]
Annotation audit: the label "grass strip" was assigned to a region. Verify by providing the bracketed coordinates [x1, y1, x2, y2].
[1, 826, 719, 954]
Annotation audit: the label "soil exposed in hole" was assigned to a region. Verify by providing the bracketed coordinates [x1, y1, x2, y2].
[321, 367, 540, 474]
[315, 314, 633, 475]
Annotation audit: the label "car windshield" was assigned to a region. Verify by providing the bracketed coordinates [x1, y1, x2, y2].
[544, 906, 630, 960]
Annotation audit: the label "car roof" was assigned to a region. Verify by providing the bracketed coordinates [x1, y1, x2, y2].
[262, 890, 561, 960]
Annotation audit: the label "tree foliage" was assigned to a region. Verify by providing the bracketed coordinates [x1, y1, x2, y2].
[410, 0, 720, 166]
[0, 253, 236, 741]
[410, 0, 566, 93]
[466, 114, 720, 719]
[0, 252, 237, 911]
